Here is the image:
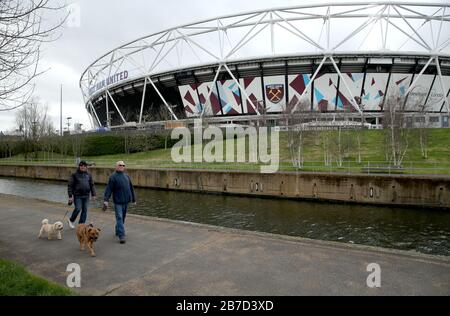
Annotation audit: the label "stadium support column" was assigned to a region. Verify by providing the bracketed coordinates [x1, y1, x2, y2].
[435, 57, 450, 115]
[105, 91, 109, 128]
[201, 64, 223, 117]
[424, 74, 438, 107]
[86, 106, 92, 128]
[440, 89, 450, 113]
[270, 12, 275, 55]
[260, 63, 266, 113]
[147, 77, 179, 120]
[235, 67, 245, 114]
[285, 61, 289, 111]
[334, 59, 342, 111]
[139, 77, 148, 124]
[223, 64, 260, 115]
[106, 90, 127, 125]
[329, 56, 362, 115]
[404, 57, 434, 97]
[89, 102, 101, 128]
[403, 59, 420, 108]
[291, 56, 327, 113]
[381, 59, 394, 111]
[360, 58, 369, 99]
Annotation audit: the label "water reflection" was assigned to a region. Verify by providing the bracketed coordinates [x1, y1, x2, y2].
[0, 177, 449, 256]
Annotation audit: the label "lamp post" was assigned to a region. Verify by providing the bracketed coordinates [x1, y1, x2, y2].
[60, 84, 63, 136]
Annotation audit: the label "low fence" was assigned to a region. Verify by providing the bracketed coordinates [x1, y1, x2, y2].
[0, 164, 448, 209]
[0, 158, 449, 175]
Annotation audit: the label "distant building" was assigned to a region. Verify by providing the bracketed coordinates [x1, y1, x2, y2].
[73, 123, 84, 134]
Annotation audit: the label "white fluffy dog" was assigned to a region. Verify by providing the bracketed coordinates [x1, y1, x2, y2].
[38, 219, 64, 240]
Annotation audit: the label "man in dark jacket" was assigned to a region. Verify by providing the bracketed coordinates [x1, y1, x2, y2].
[103, 161, 136, 244]
[68, 160, 97, 228]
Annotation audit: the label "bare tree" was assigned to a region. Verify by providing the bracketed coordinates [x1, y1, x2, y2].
[355, 98, 367, 164]
[321, 129, 333, 167]
[414, 103, 432, 159]
[256, 100, 268, 127]
[15, 98, 54, 138]
[0, 134, 19, 158]
[329, 119, 354, 167]
[71, 133, 85, 159]
[332, 126, 344, 167]
[57, 135, 69, 158]
[283, 98, 311, 169]
[15, 98, 54, 159]
[355, 127, 363, 164]
[382, 92, 410, 167]
[40, 134, 58, 160]
[0, 0, 67, 111]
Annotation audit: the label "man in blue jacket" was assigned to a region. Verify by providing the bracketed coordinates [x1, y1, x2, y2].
[68, 160, 97, 228]
[103, 161, 136, 244]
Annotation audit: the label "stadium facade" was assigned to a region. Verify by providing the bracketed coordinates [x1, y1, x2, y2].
[80, 2, 450, 130]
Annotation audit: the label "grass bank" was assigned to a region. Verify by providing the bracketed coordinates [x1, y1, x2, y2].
[1, 129, 450, 174]
[0, 259, 75, 296]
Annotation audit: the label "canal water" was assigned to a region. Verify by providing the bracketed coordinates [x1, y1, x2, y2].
[0, 176, 449, 257]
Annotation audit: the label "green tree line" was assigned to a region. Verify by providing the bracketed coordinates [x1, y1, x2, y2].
[0, 131, 177, 159]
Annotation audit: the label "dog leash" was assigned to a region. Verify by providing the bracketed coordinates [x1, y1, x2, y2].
[61, 210, 69, 222]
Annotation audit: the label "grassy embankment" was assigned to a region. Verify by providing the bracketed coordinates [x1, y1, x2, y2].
[0, 259, 75, 296]
[1, 129, 450, 174]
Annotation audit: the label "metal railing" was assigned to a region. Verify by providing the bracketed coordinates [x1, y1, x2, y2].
[1, 157, 449, 175]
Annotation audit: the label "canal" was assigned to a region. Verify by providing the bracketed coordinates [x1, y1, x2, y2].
[0, 176, 449, 256]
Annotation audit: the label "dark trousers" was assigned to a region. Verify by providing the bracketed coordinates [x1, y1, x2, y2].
[70, 196, 89, 224]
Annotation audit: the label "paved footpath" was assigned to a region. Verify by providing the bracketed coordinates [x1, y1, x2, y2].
[0, 193, 449, 296]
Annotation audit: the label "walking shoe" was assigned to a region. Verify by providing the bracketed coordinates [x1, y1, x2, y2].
[119, 237, 126, 244]
[68, 220, 75, 229]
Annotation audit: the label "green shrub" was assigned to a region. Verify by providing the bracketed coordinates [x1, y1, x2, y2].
[83, 134, 125, 156]
[124, 133, 177, 154]
[0, 132, 179, 158]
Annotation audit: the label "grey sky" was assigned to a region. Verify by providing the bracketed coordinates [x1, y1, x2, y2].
[0, 0, 447, 132]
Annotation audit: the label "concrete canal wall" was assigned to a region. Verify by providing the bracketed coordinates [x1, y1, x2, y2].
[0, 164, 449, 208]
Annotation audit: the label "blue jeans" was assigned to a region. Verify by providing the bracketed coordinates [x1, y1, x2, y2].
[70, 196, 89, 224]
[114, 203, 128, 238]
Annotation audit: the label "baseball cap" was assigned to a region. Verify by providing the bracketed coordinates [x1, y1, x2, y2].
[79, 160, 88, 167]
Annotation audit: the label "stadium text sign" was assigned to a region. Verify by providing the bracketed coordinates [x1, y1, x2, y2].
[88, 70, 129, 96]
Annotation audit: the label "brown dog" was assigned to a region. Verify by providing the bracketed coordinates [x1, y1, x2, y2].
[76, 223, 101, 257]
